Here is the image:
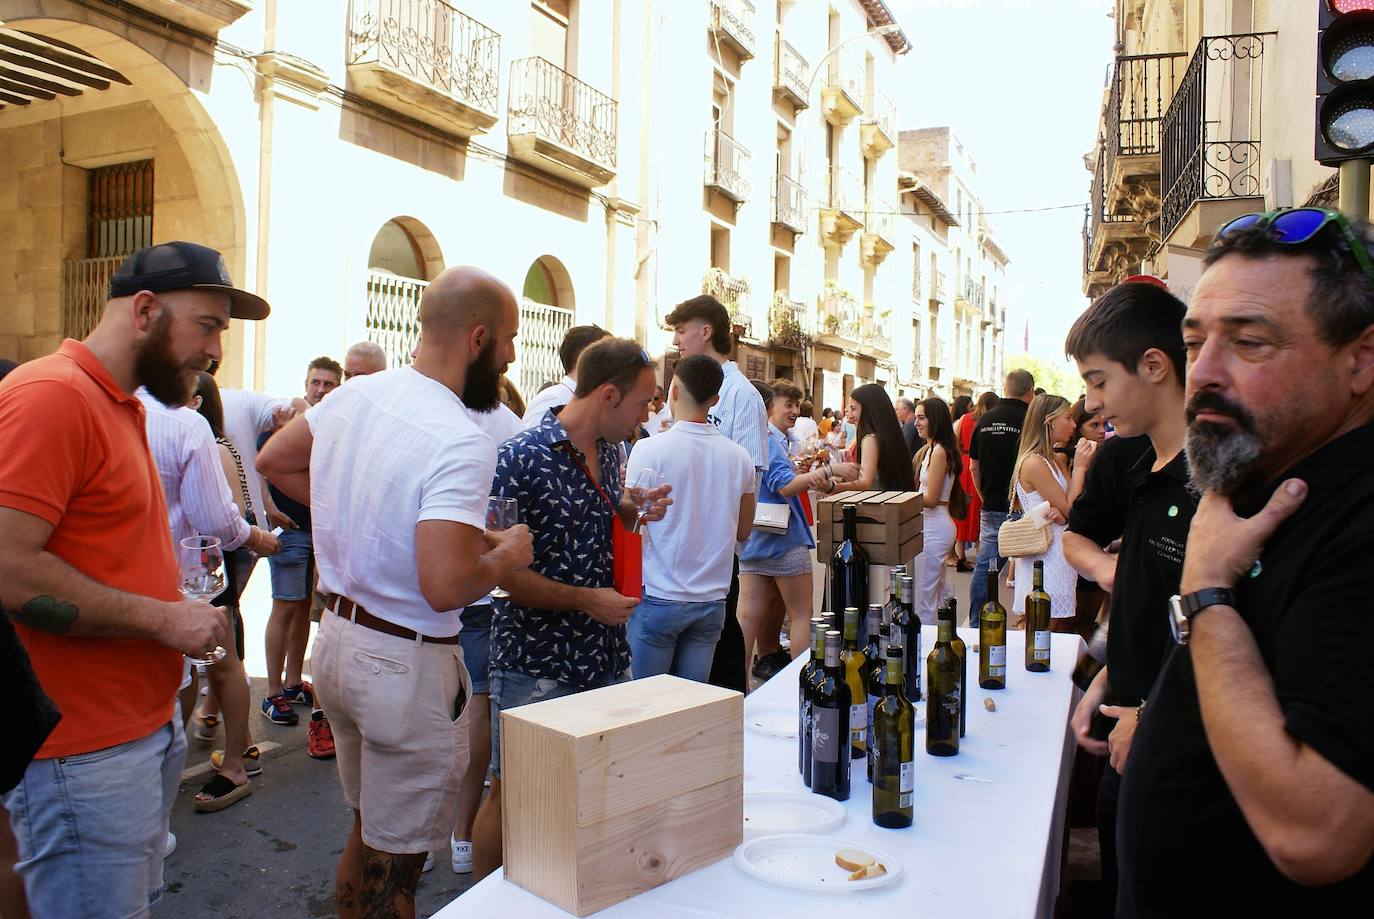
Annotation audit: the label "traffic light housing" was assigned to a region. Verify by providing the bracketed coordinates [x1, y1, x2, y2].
[1316, 1, 1374, 165]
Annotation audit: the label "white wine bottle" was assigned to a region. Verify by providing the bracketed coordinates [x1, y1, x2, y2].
[811, 630, 851, 801]
[925, 603, 961, 756]
[1025, 560, 1051, 673]
[799, 618, 827, 785]
[840, 607, 867, 760]
[979, 562, 1008, 690]
[872, 641, 915, 827]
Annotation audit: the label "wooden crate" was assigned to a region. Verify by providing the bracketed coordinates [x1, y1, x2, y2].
[500, 675, 743, 916]
[815, 490, 924, 565]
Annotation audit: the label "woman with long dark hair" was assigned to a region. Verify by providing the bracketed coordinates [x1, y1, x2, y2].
[830, 383, 917, 493]
[951, 394, 973, 425]
[911, 397, 966, 623]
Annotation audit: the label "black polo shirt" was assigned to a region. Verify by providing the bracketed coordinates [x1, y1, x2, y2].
[967, 398, 1027, 513]
[1117, 422, 1374, 916]
[1067, 436, 1192, 708]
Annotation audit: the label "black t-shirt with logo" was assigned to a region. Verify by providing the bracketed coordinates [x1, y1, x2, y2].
[967, 398, 1028, 514]
[1117, 422, 1374, 916]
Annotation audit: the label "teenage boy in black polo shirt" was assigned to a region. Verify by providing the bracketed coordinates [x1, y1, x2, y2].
[1061, 279, 1192, 914]
[1117, 214, 1374, 915]
[966, 368, 1034, 627]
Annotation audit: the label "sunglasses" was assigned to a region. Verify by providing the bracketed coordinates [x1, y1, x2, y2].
[1217, 207, 1374, 281]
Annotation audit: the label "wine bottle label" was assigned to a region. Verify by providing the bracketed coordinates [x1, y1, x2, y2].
[849, 703, 866, 746]
[988, 645, 1006, 666]
[899, 759, 914, 793]
[898, 792, 913, 808]
[813, 707, 840, 763]
[1033, 631, 1050, 660]
[989, 665, 1006, 677]
[945, 688, 960, 721]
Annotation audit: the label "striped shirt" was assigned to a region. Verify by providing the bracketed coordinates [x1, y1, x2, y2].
[137, 388, 251, 552]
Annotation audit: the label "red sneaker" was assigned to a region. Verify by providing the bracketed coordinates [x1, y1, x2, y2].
[307, 710, 336, 759]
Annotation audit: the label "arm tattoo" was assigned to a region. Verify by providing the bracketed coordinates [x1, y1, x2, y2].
[13, 596, 79, 634]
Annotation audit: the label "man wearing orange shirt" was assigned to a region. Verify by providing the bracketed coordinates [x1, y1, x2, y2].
[0, 241, 267, 917]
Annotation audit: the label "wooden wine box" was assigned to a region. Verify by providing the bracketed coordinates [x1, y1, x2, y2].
[500, 674, 744, 916]
[815, 490, 924, 565]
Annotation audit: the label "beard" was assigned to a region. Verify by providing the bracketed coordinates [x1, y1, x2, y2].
[1183, 389, 1263, 495]
[462, 336, 504, 412]
[136, 311, 200, 406]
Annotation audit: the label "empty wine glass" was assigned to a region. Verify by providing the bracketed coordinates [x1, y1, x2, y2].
[628, 467, 665, 534]
[487, 496, 518, 599]
[179, 536, 227, 665]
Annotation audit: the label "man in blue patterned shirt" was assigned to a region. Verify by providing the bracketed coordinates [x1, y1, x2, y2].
[470, 337, 669, 879]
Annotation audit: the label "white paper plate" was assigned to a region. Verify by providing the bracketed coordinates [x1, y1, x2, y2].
[744, 704, 797, 738]
[743, 791, 846, 838]
[733, 833, 903, 892]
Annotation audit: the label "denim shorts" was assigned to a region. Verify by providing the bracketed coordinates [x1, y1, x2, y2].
[458, 603, 492, 695]
[267, 526, 314, 601]
[488, 666, 630, 779]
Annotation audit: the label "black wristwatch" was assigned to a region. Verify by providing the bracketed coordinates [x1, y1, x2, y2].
[1168, 588, 1236, 645]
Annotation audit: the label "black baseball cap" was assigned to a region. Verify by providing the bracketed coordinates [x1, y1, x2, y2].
[108, 241, 270, 321]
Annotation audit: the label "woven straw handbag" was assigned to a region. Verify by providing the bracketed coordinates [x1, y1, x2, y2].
[998, 492, 1052, 558]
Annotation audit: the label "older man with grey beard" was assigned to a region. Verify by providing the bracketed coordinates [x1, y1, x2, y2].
[1115, 208, 1374, 916]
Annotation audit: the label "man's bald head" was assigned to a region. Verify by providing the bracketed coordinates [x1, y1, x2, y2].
[418, 266, 515, 340]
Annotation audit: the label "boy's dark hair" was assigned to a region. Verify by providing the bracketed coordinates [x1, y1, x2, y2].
[750, 379, 775, 411]
[308, 356, 343, 379]
[672, 354, 724, 405]
[559, 324, 610, 374]
[770, 379, 804, 402]
[664, 295, 732, 355]
[1203, 216, 1374, 347]
[800, 400, 814, 418]
[1064, 280, 1187, 383]
[574, 337, 652, 398]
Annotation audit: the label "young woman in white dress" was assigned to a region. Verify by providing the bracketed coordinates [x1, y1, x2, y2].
[1009, 395, 1079, 629]
[911, 398, 967, 625]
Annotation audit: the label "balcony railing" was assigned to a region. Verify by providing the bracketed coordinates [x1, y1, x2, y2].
[769, 294, 811, 349]
[62, 256, 122, 340]
[365, 270, 427, 369]
[865, 200, 895, 247]
[933, 272, 948, 303]
[819, 289, 861, 343]
[1160, 33, 1270, 241]
[1083, 143, 1137, 278]
[774, 35, 808, 108]
[960, 277, 985, 309]
[704, 128, 751, 203]
[347, 0, 500, 133]
[703, 268, 752, 337]
[1101, 51, 1187, 194]
[823, 167, 864, 220]
[773, 173, 806, 233]
[912, 265, 923, 301]
[861, 87, 896, 157]
[708, 0, 756, 61]
[859, 305, 892, 355]
[507, 57, 617, 186]
[822, 44, 863, 124]
[514, 297, 575, 401]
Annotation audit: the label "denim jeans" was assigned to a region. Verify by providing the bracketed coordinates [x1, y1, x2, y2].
[3, 714, 186, 917]
[488, 667, 630, 778]
[628, 595, 728, 683]
[968, 510, 1010, 628]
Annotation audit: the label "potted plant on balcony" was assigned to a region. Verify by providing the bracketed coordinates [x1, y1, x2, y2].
[770, 290, 808, 349]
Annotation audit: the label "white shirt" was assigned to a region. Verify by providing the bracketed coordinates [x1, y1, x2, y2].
[521, 374, 576, 429]
[137, 388, 251, 552]
[645, 405, 674, 436]
[306, 366, 495, 636]
[792, 415, 819, 448]
[707, 361, 769, 471]
[220, 388, 291, 528]
[627, 421, 754, 602]
[462, 402, 525, 608]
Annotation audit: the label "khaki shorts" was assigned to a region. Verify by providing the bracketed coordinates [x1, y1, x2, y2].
[311, 608, 471, 854]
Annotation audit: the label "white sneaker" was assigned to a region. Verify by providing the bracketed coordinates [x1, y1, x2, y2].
[163, 832, 177, 859]
[451, 837, 473, 874]
[422, 851, 435, 873]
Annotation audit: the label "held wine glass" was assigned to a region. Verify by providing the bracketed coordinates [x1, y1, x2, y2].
[628, 468, 666, 534]
[179, 535, 227, 665]
[487, 496, 518, 599]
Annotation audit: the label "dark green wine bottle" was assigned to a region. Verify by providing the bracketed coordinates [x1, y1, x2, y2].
[1025, 560, 1051, 673]
[840, 607, 867, 760]
[925, 604, 961, 756]
[979, 561, 1008, 690]
[898, 575, 922, 702]
[811, 630, 851, 801]
[799, 617, 827, 784]
[864, 607, 889, 782]
[872, 642, 915, 827]
[945, 598, 967, 738]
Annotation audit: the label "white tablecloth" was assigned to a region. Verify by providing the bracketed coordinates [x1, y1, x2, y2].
[436, 628, 1082, 919]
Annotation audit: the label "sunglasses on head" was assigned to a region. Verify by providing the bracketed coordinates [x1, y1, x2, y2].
[1217, 207, 1374, 281]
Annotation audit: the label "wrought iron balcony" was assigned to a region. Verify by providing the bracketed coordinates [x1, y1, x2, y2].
[774, 35, 808, 108]
[958, 277, 985, 310]
[821, 44, 863, 126]
[1083, 143, 1143, 298]
[819, 167, 864, 245]
[861, 88, 896, 159]
[704, 129, 751, 203]
[819, 288, 862, 347]
[347, 0, 500, 136]
[703, 268, 753, 337]
[769, 293, 811, 350]
[912, 265, 923, 301]
[507, 57, 617, 188]
[861, 199, 896, 265]
[858, 304, 892, 357]
[772, 174, 806, 234]
[1160, 33, 1270, 245]
[933, 271, 948, 303]
[708, 0, 756, 61]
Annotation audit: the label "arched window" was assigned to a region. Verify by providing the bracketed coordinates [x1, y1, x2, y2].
[368, 219, 425, 279]
[364, 218, 442, 367]
[514, 255, 576, 401]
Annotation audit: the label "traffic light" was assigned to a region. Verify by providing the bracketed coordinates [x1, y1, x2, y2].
[1317, 1, 1374, 164]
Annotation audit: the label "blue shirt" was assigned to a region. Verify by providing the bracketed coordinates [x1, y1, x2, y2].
[741, 424, 816, 562]
[707, 361, 768, 471]
[489, 408, 629, 688]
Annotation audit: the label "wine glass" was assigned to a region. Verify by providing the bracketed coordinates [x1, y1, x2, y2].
[179, 536, 227, 666]
[628, 467, 665, 534]
[487, 496, 518, 599]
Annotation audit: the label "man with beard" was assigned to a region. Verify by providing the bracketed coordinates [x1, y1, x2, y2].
[469, 337, 671, 880]
[1116, 209, 1374, 915]
[0, 241, 256, 916]
[258, 265, 532, 919]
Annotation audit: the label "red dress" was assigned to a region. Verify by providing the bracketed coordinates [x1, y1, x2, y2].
[955, 412, 982, 542]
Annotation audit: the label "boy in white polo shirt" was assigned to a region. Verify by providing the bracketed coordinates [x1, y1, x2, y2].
[626, 355, 755, 682]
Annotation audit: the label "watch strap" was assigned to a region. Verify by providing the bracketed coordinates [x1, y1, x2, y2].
[1182, 587, 1236, 618]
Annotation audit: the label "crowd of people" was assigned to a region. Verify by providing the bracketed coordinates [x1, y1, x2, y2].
[2, 203, 1373, 918]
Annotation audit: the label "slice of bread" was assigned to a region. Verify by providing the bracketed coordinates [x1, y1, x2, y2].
[848, 862, 888, 881]
[834, 848, 875, 872]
